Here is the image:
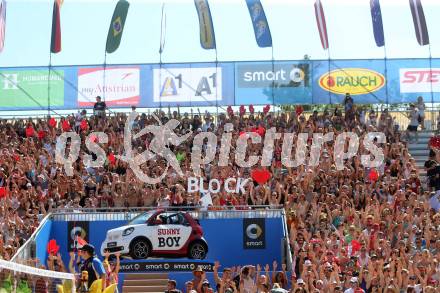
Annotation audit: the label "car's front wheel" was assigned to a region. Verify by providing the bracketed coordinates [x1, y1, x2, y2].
[130, 238, 151, 259]
[188, 241, 207, 259]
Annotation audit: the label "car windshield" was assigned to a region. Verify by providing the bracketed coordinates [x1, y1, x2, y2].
[128, 211, 156, 225]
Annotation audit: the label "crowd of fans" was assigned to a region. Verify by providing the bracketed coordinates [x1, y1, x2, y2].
[1, 94, 440, 292]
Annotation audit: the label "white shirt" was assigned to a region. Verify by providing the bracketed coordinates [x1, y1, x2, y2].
[409, 109, 419, 126]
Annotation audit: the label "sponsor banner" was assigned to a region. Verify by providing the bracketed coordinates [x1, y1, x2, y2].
[386, 58, 440, 103]
[119, 261, 214, 272]
[77, 67, 140, 107]
[0, 70, 64, 108]
[67, 221, 89, 252]
[312, 60, 387, 104]
[243, 218, 265, 249]
[153, 67, 222, 104]
[235, 62, 312, 105]
[399, 68, 440, 93]
[319, 68, 385, 95]
[45, 217, 284, 270]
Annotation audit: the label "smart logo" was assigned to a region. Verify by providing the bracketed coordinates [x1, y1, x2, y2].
[243, 218, 265, 249]
[246, 224, 263, 240]
[237, 63, 310, 88]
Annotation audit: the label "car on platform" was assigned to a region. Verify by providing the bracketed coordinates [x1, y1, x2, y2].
[100, 210, 208, 260]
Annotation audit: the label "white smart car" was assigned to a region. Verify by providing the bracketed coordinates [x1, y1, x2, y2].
[101, 210, 208, 259]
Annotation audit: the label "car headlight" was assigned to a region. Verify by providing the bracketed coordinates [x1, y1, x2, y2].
[122, 227, 135, 236]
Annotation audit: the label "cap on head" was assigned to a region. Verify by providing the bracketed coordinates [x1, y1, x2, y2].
[79, 244, 95, 254]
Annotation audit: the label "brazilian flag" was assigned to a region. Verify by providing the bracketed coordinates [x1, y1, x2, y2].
[106, 0, 129, 54]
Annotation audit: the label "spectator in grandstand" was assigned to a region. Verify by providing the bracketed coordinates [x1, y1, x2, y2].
[191, 266, 207, 293]
[185, 281, 197, 293]
[2, 103, 440, 291]
[165, 279, 182, 293]
[93, 96, 107, 118]
[75, 110, 87, 133]
[406, 104, 420, 142]
[417, 96, 426, 130]
[103, 251, 120, 287]
[213, 261, 234, 292]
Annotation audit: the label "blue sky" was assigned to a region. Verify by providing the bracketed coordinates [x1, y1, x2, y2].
[0, 0, 439, 117]
[1, 0, 440, 68]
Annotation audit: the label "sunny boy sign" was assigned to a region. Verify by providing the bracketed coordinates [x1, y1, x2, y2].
[319, 68, 385, 95]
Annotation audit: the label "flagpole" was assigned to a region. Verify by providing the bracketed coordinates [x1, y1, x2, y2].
[429, 44, 434, 106]
[383, 45, 389, 106]
[48, 52, 52, 117]
[327, 46, 331, 105]
[271, 45, 275, 107]
[159, 2, 165, 112]
[103, 51, 107, 107]
[215, 48, 219, 119]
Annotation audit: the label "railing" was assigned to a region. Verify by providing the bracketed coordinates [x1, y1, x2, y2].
[51, 205, 285, 222]
[11, 213, 52, 264]
[2, 105, 440, 134]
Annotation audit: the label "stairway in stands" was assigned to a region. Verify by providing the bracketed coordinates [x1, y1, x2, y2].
[123, 273, 169, 293]
[407, 130, 434, 180]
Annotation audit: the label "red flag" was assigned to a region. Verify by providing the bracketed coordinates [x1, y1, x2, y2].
[0, 0, 6, 53]
[351, 240, 361, 255]
[0, 186, 7, 198]
[47, 239, 60, 255]
[314, 0, 329, 50]
[80, 120, 88, 131]
[108, 153, 116, 165]
[239, 105, 246, 116]
[38, 130, 46, 140]
[25, 126, 34, 137]
[62, 120, 70, 131]
[51, 0, 61, 53]
[369, 168, 379, 182]
[296, 105, 304, 116]
[48, 118, 57, 128]
[263, 105, 270, 115]
[76, 236, 87, 248]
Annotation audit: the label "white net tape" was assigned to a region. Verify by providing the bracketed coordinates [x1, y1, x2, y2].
[0, 259, 76, 293]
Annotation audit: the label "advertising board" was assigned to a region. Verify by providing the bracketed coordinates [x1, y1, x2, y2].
[0, 69, 64, 108]
[235, 62, 312, 105]
[77, 67, 140, 107]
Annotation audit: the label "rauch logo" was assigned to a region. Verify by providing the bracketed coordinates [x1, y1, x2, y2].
[319, 68, 385, 95]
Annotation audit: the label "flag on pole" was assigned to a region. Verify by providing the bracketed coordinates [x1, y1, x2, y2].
[409, 0, 429, 46]
[159, 3, 166, 54]
[370, 0, 385, 47]
[0, 0, 5, 53]
[194, 0, 216, 50]
[50, 0, 61, 53]
[314, 0, 329, 50]
[106, 0, 130, 54]
[245, 0, 272, 48]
